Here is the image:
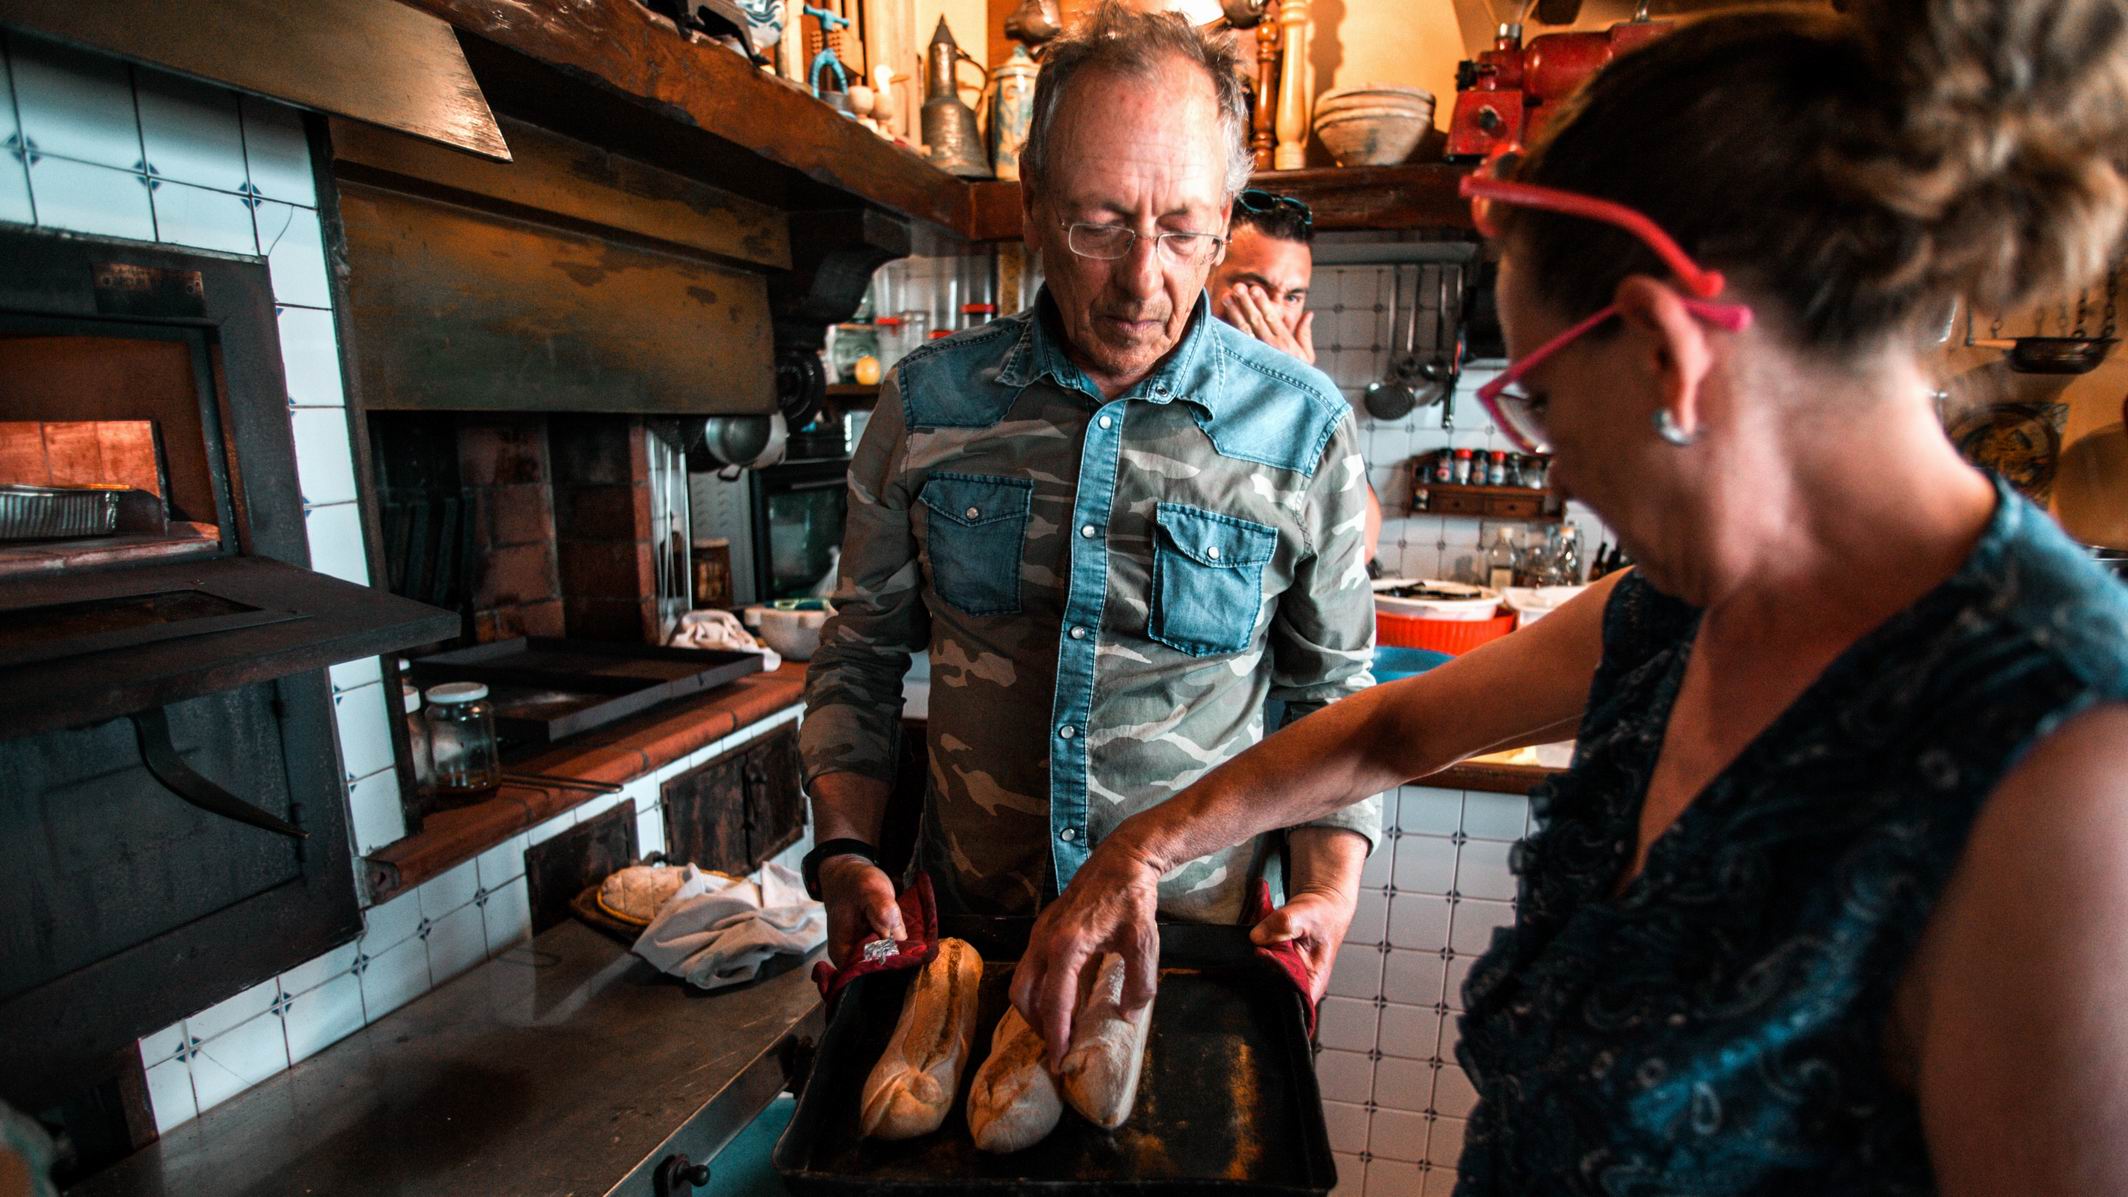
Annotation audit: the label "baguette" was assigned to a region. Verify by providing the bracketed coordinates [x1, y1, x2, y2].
[966, 1003, 1064, 1153]
[859, 938, 983, 1139]
[1057, 953, 1153, 1129]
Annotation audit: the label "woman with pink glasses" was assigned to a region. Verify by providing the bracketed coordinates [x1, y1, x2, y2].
[1013, 0, 2128, 1191]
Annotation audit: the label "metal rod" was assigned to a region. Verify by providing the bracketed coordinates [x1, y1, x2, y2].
[502, 771, 624, 794]
[131, 705, 308, 839]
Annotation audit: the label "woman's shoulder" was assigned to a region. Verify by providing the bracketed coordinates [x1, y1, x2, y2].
[1953, 489, 2128, 699]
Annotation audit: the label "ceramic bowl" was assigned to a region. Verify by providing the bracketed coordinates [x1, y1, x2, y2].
[1314, 107, 1431, 167]
[1315, 86, 1435, 118]
[756, 604, 831, 660]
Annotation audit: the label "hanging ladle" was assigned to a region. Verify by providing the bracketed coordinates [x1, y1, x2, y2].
[1365, 266, 1421, 420]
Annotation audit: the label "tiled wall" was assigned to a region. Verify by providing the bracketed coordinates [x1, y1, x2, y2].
[1307, 263, 1615, 580]
[0, 34, 818, 1137]
[1318, 782, 1534, 1197]
[135, 707, 810, 1134]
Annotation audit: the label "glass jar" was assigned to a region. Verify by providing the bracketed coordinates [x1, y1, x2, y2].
[1451, 448, 1474, 485]
[402, 684, 434, 793]
[424, 682, 500, 801]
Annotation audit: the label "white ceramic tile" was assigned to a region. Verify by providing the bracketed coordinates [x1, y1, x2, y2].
[1378, 1003, 1438, 1062]
[28, 156, 153, 240]
[1314, 1047, 1374, 1105]
[151, 177, 254, 255]
[571, 792, 624, 827]
[1432, 1065, 1478, 1118]
[636, 802, 666, 861]
[1444, 956, 1474, 1012]
[144, 1056, 197, 1135]
[255, 199, 330, 307]
[0, 58, 31, 228]
[527, 809, 575, 846]
[188, 1010, 289, 1113]
[139, 1019, 190, 1069]
[239, 96, 315, 206]
[424, 902, 486, 984]
[1427, 1116, 1467, 1169]
[1322, 1099, 1369, 1156]
[1454, 840, 1517, 902]
[289, 405, 357, 505]
[279, 940, 359, 997]
[329, 653, 383, 693]
[187, 977, 278, 1042]
[278, 305, 346, 406]
[1460, 791, 1528, 842]
[1369, 1108, 1429, 1164]
[133, 70, 247, 191]
[1449, 899, 1514, 956]
[420, 859, 480, 920]
[1383, 949, 1447, 1010]
[1347, 889, 1387, 947]
[1421, 1168, 1460, 1197]
[475, 831, 530, 889]
[1437, 1014, 1461, 1066]
[333, 684, 395, 782]
[1332, 1153, 1365, 1197]
[1326, 944, 1382, 1000]
[1396, 787, 1463, 836]
[9, 37, 141, 170]
[1316, 996, 1377, 1054]
[1372, 1055, 1434, 1113]
[304, 501, 369, 584]
[348, 768, 405, 856]
[1393, 835, 1457, 895]
[282, 970, 364, 1064]
[1364, 1157, 1423, 1197]
[357, 935, 431, 1022]
[1387, 894, 1451, 951]
[1357, 835, 1392, 890]
[480, 876, 533, 955]
[361, 887, 424, 953]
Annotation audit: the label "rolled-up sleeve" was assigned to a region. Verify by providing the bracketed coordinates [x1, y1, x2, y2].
[1267, 411, 1381, 849]
[800, 374, 928, 789]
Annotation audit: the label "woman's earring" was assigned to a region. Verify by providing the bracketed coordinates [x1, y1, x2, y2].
[1653, 409, 1700, 447]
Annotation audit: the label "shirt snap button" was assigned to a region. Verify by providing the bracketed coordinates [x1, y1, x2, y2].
[1058, 724, 1076, 740]
[1080, 523, 1097, 538]
[965, 506, 981, 519]
[1069, 626, 1088, 640]
[1206, 545, 1221, 560]
[1097, 415, 1113, 430]
[1059, 827, 1077, 842]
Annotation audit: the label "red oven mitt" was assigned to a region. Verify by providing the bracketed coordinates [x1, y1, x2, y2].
[811, 870, 940, 1009]
[1247, 878, 1321, 1037]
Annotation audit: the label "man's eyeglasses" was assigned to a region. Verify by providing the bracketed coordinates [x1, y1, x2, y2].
[1458, 147, 1754, 454]
[1234, 189, 1313, 232]
[1061, 221, 1228, 265]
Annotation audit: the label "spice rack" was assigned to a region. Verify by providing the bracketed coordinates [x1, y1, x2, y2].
[1410, 478, 1562, 522]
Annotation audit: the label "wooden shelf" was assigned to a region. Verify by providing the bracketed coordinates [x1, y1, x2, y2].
[965, 163, 1476, 243]
[1411, 480, 1562, 522]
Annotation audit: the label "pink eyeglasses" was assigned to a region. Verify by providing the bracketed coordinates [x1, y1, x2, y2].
[1458, 147, 1754, 454]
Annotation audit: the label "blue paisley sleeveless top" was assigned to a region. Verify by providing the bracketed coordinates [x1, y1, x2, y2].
[1455, 478, 2128, 1196]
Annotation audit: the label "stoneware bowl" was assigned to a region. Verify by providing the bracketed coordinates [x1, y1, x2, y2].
[1314, 106, 1431, 167]
[1315, 85, 1435, 119]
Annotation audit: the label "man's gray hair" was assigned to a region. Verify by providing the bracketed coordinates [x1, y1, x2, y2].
[1020, 1, 1254, 203]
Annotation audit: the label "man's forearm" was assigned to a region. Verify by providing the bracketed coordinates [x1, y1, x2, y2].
[1287, 825, 1368, 902]
[810, 770, 894, 845]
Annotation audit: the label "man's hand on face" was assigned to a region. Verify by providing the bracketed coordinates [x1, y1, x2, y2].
[1247, 886, 1357, 1003]
[819, 854, 906, 970]
[1218, 282, 1316, 366]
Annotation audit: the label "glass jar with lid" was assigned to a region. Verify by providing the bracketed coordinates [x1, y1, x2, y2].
[402, 684, 434, 793]
[424, 682, 501, 801]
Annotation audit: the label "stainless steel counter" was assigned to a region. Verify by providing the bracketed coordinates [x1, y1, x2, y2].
[77, 922, 825, 1197]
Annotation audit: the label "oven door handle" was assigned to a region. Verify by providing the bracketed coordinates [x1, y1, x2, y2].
[130, 705, 308, 840]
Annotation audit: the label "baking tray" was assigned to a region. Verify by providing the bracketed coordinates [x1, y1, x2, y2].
[773, 916, 1335, 1196]
[0, 484, 120, 540]
[407, 637, 762, 749]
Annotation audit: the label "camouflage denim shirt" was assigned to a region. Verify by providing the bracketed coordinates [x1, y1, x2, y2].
[800, 289, 1379, 923]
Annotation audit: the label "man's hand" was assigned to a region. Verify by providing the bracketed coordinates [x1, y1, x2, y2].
[1009, 831, 1164, 1068]
[1218, 283, 1316, 365]
[819, 854, 906, 970]
[1249, 887, 1356, 1003]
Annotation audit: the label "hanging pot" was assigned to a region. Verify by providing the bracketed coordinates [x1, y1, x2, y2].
[2006, 336, 2115, 374]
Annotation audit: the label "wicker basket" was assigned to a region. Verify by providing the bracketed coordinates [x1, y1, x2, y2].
[1376, 609, 1516, 655]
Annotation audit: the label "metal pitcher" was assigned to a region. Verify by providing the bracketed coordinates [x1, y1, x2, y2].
[922, 17, 992, 178]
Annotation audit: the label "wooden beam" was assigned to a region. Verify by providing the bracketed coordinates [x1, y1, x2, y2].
[403, 0, 972, 235]
[963, 162, 1477, 243]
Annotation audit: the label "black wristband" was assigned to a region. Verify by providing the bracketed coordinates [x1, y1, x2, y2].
[802, 838, 879, 901]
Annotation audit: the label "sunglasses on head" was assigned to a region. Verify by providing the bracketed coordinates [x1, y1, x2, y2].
[1234, 189, 1313, 232]
[1457, 146, 1754, 454]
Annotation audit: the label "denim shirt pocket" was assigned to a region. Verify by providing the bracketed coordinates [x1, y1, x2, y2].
[1148, 502, 1277, 657]
[918, 472, 1033, 616]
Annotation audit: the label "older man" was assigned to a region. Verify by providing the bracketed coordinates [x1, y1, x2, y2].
[797, 2, 1377, 995]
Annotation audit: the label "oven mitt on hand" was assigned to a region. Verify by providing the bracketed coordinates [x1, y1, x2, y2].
[811, 869, 939, 1008]
[1246, 878, 1321, 1037]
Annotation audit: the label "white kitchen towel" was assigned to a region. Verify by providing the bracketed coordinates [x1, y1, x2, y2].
[632, 862, 826, 990]
[667, 608, 782, 671]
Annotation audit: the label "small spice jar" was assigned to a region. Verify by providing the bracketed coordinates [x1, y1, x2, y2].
[1451, 448, 1474, 485]
[424, 682, 501, 801]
